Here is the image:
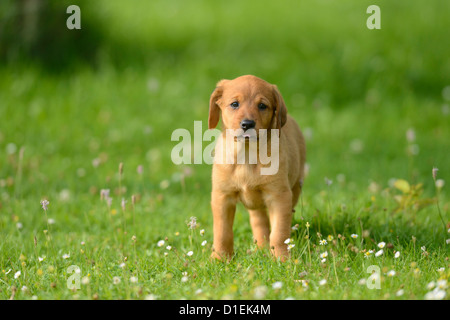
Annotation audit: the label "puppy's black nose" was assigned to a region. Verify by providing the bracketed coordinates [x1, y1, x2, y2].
[240, 119, 256, 131]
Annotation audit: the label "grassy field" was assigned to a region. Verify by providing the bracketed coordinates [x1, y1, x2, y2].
[0, 0, 449, 300]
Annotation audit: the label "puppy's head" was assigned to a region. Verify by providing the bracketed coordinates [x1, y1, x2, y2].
[208, 75, 287, 139]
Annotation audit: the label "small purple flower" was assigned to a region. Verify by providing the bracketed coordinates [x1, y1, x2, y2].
[100, 189, 110, 201]
[187, 216, 197, 229]
[40, 200, 49, 211]
[432, 167, 439, 181]
[106, 197, 112, 208]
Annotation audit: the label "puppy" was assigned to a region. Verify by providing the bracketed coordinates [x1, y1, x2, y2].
[208, 75, 306, 261]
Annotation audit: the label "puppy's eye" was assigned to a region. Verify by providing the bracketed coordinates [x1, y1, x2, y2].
[230, 101, 239, 109]
[258, 103, 268, 110]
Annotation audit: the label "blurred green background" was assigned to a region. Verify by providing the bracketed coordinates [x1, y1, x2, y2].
[0, 0, 449, 230]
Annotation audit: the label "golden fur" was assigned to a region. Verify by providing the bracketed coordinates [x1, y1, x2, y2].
[208, 75, 306, 261]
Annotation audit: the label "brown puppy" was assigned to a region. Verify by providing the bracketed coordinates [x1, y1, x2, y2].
[208, 75, 306, 261]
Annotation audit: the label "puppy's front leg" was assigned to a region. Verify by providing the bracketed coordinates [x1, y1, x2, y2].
[268, 191, 293, 261]
[249, 209, 270, 248]
[211, 190, 237, 260]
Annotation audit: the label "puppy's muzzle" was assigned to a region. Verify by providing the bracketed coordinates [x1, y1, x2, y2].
[235, 128, 257, 141]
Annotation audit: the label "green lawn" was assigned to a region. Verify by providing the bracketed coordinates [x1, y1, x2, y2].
[0, 0, 449, 300]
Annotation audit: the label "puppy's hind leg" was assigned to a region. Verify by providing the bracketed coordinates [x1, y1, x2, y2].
[291, 180, 302, 213]
[268, 190, 293, 261]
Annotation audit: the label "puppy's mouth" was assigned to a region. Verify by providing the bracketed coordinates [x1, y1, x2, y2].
[234, 129, 258, 142]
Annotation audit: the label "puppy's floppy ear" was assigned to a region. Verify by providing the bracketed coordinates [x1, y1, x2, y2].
[208, 79, 228, 129]
[272, 84, 287, 132]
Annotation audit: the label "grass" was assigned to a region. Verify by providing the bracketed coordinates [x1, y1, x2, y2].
[0, 0, 449, 300]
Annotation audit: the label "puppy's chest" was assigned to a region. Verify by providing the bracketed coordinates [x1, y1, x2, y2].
[232, 165, 266, 210]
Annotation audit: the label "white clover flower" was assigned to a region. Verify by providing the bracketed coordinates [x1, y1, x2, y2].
[437, 279, 448, 289]
[406, 128, 416, 143]
[437, 267, 445, 272]
[425, 288, 446, 300]
[166, 245, 172, 251]
[38, 257, 45, 262]
[284, 238, 293, 244]
[187, 251, 194, 257]
[426, 281, 436, 290]
[160, 180, 170, 189]
[375, 249, 383, 257]
[81, 276, 89, 285]
[377, 242, 386, 249]
[319, 279, 327, 286]
[394, 251, 400, 258]
[195, 289, 203, 295]
[201, 240, 207, 246]
[396, 289, 404, 297]
[16, 222, 23, 229]
[299, 280, 309, 288]
[350, 139, 364, 153]
[157, 240, 165, 247]
[14, 271, 21, 279]
[435, 179, 445, 189]
[145, 294, 157, 300]
[181, 276, 189, 283]
[272, 281, 283, 289]
[119, 262, 126, 269]
[387, 270, 396, 277]
[113, 277, 121, 285]
[130, 276, 138, 283]
[253, 286, 268, 299]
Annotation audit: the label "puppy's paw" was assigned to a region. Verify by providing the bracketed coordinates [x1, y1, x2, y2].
[270, 246, 290, 262]
[210, 249, 233, 262]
